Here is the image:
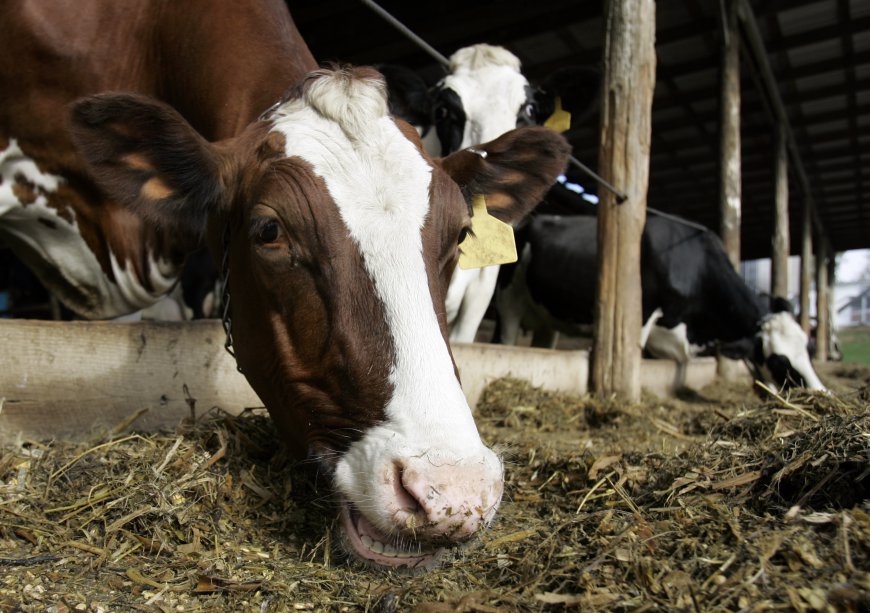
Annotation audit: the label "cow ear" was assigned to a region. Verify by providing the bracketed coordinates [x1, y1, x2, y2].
[69, 93, 224, 245]
[770, 296, 794, 314]
[438, 126, 571, 224]
[378, 64, 433, 128]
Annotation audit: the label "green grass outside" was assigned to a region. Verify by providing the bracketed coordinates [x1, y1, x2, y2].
[838, 326, 870, 364]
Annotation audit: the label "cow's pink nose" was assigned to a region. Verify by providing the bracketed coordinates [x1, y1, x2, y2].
[390, 458, 503, 541]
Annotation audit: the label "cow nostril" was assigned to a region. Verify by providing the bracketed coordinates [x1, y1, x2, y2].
[392, 461, 422, 514]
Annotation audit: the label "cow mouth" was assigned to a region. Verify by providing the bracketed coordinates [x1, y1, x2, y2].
[339, 501, 444, 569]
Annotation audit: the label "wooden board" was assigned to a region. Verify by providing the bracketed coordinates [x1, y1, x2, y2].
[0, 320, 261, 444]
[0, 320, 726, 443]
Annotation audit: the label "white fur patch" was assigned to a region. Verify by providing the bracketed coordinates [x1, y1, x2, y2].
[760, 312, 827, 391]
[1, 138, 177, 318]
[268, 75, 500, 520]
[646, 322, 693, 363]
[439, 44, 530, 152]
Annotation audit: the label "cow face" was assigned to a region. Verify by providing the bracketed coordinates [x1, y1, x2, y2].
[422, 45, 602, 159]
[757, 312, 827, 392]
[428, 44, 535, 156]
[70, 67, 570, 569]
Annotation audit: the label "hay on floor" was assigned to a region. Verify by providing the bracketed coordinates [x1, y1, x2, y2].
[1, 364, 868, 611]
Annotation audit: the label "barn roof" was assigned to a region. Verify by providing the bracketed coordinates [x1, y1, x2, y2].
[292, 0, 869, 261]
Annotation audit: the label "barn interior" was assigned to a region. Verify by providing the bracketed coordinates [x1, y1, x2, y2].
[291, 0, 869, 261]
[2, 3, 868, 611]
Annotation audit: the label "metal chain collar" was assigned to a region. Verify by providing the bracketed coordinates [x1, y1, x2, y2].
[219, 224, 243, 373]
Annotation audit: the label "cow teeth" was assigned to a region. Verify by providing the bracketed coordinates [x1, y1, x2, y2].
[360, 534, 412, 558]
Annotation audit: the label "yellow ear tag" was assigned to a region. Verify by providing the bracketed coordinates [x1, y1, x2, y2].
[544, 96, 572, 133]
[458, 195, 518, 270]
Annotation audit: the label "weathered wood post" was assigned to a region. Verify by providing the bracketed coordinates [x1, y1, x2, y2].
[799, 202, 813, 333]
[719, 0, 742, 271]
[815, 240, 829, 362]
[826, 252, 837, 357]
[771, 127, 790, 299]
[591, 0, 656, 401]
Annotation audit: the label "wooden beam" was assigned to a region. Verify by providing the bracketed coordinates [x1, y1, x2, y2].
[799, 202, 813, 333]
[814, 241, 829, 362]
[0, 320, 262, 444]
[591, 0, 655, 401]
[0, 319, 726, 442]
[719, 0, 742, 270]
[771, 127, 790, 298]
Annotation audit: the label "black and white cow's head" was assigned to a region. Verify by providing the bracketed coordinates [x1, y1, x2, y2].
[754, 300, 827, 392]
[412, 44, 600, 157]
[719, 298, 826, 392]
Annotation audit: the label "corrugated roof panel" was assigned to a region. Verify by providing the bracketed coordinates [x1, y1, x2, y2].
[851, 0, 870, 19]
[852, 30, 870, 53]
[801, 95, 846, 115]
[778, 1, 837, 36]
[656, 36, 707, 66]
[794, 70, 844, 93]
[804, 118, 850, 136]
[787, 39, 841, 65]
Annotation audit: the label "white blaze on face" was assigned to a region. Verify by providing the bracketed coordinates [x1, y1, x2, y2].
[1, 139, 177, 318]
[760, 312, 827, 391]
[268, 75, 502, 536]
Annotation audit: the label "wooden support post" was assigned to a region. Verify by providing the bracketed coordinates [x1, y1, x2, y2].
[814, 241, 829, 362]
[799, 201, 813, 333]
[771, 127, 790, 299]
[826, 253, 837, 357]
[591, 0, 655, 401]
[719, 0, 742, 270]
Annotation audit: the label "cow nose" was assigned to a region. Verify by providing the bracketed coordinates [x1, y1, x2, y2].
[390, 455, 503, 541]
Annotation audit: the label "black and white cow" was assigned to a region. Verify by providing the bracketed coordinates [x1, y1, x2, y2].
[496, 214, 827, 392]
[381, 45, 600, 343]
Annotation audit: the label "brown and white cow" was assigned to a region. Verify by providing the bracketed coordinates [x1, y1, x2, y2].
[1, 1, 571, 568]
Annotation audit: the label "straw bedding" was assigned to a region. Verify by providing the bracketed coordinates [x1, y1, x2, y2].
[1, 363, 867, 611]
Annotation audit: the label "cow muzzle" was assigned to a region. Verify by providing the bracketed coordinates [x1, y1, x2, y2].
[334, 443, 504, 569]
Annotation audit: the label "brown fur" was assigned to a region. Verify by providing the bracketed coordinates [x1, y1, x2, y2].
[0, 0, 316, 316]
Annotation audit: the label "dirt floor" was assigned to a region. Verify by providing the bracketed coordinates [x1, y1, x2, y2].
[1, 361, 868, 612]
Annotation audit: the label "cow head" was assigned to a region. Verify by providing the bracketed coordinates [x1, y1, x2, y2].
[756, 307, 827, 392]
[69, 67, 571, 569]
[421, 44, 600, 156]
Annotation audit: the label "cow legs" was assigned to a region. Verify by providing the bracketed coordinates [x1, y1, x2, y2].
[448, 265, 501, 343]
[640, 308, 663, 348]
[645, 322, 691, 391]
[494, 249, 532, 345]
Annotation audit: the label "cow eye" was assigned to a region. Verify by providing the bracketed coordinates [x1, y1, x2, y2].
[435, 105, 448, 121]
[523, 102, 536, 117]
[255, 219, 281, 244]
[458, 227, 470, 245]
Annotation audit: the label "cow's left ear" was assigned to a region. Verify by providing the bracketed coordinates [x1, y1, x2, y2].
[69, 93, 224, 246]
[770, 296, 795, 314]
[438, 126, 571, 224]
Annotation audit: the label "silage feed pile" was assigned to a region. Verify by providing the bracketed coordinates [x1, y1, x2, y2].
[1, 364, 868, 612]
